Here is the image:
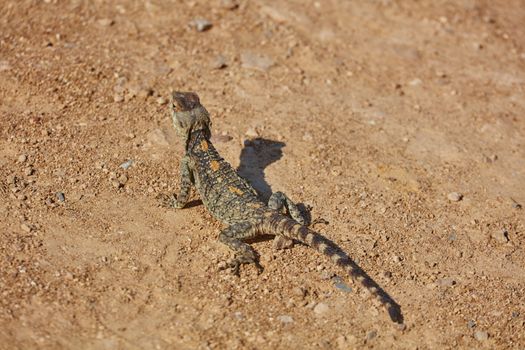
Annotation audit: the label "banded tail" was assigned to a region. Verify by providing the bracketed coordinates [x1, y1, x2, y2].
[271, 215, 403, 323]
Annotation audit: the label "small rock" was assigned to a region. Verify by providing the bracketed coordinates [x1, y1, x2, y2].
[56, 192, 65, 202]
[245, 127, 259, 139]
[292, 286, 306, 298]
[17, 154, 27, 163]
[313, 302, 329, 315]
[137, 88, 153, 100]
[366, 330, 377, 341]
[210, 55, 228, 69]
[97, 18, 114, 27]
[437, 277, 456, 287]
[320, 270, 333, 280]
[0, 60, 11, 71]
[474, 330, 489, 341]
[447, 192, 463, 202]
[241, 52, 274, 71]
[391, 255, 402, 263]
[111, 180, 123, 189]
[24, 167, 34, 176]
[118, 174, 128, 184]
[156, 96, 167, 105]
[492, 229, 509, 243]
[467, 320, 476, 329]
[21, 223, 32, 233]
[113, 94, 124, 103]
[120, 160, 133, 170]
[273, 236, 294, 250]
[332, 276, 352, 293]
[277, 315, 294, 324]
[191, 18, 212, 32]
[220, 0, 239, 10]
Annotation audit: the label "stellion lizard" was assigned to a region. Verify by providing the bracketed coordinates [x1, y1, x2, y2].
[164, 91, 403, 323]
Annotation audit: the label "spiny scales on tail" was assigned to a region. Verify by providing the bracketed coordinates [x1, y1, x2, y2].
[164, 91, 403, 324]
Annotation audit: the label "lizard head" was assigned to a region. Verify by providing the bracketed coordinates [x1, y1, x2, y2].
[170, 91, 212, 144]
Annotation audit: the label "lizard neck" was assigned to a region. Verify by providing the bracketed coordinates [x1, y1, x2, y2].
[187, 129, 211, 152]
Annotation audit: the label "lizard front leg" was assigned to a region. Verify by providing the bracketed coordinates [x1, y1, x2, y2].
[219, 222, 263, 275]
[160, 155, 195, 208]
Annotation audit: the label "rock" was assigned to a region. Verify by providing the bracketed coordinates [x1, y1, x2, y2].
[292, 286, 306, 298]
[313, 302, 329, 315]
[0, 60, 11, 71]
[474, 330, 489, 341]
[437, 277, 456, 287]
[492, 229, 509, 243]
[277, 315, 293, 324]
[146, 129, 169, 147]
[332, 276, 352, 293]
[447, 192, 463, 202]
[467, 320, 476, 329]
[17, 154, 27, 163]
[212, 134, 233, 143]
[191, 18, 212, 32]
[137, 88, 153, 100]
[241, 52, 274, 71]
[245, 127, 259, 139]
[120, 160, 133, 170]
[220, 0, 239, 10]
[210, 55, 227, 69]
[366, 330, 377, 341]
[21, 223, 32, 233]
[97, 18, 115, 27]
[113, 94, 124, 103]
[56, 192, 65, 202]
[156, 96, 167, 105]
[24, 167, 34, 176]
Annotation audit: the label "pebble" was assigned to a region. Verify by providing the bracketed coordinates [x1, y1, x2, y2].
[467, 320, 476, 329]
[210, 55, 228, 69]
[118, 174, 128, 184]
[245, 127, 259, 139]
[56, 192, 65, 202]
[313, 302, 329, 315]
[437, 277, 456, 287]
[220, 0, 239, 10]
[241, 52, 274, 71]
[137, 88, 153, 100]
[212, 134, 233, 143]
[474, 330, 489, 341]
[21, 223, 32, 233]
[120, 160, 133, 170]
[97, 18, 115, 27]
[17, 154, 27, 163]
[332, 276, 352, 293]
[292, 286, 306, 298]
[0, 60, 11, 71]
[277, 315, 294, 324]
[366, 330, 377, 341]
[447, 192, 463, 202]
[24, 167, 34, 176]
[156, 96, 167, 105]
[492, 229, 509, 243]
[113, 94, 124, 103]
[191, 18, 212, 32]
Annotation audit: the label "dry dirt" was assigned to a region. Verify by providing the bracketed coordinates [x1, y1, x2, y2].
[1, 0, 525, 349]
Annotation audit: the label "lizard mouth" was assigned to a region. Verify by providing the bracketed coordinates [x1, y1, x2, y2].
[171, 91, 201, 112]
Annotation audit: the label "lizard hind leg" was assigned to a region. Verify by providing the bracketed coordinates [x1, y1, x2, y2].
[268, 191, 307, 225]
[268, 191, 306, 249]
[219, 222, 263, 275]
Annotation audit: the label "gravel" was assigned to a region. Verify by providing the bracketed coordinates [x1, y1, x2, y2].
[277, 315, 294, 324]
[492, 229, 509, 243]
[56, 192, 65, 202]
[241, 52, 274, 71]
[120, 160, 133, 170]
[474, 330, 489, 341]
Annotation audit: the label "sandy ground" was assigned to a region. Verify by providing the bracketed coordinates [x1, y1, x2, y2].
[1, 0, 525, 349]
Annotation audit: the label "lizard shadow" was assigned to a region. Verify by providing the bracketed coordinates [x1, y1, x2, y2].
[237, 138, 286, 203]
[237, 138, 404, 324]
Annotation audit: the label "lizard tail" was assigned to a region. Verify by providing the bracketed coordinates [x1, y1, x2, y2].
[274, 215, 403, 324]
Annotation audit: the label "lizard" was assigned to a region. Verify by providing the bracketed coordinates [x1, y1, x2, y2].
[163, 91, 403, 324]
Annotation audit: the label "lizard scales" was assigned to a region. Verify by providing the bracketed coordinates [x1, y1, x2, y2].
[167, 91, 402, 323]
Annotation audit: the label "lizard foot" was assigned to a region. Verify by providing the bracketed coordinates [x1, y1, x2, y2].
[220, 253, 264, 276]
[157, 193, 184, 208]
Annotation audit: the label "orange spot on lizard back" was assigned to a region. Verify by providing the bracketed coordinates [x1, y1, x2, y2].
[200, 140, 209, 151]
[228, 186, 244, 196]
[210, 160, 220, 171]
